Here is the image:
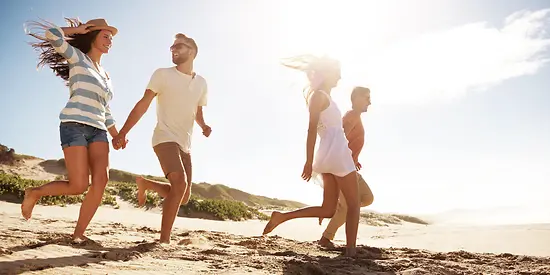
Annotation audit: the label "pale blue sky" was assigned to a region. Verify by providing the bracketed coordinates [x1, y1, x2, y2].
[1, 0, 549, 218]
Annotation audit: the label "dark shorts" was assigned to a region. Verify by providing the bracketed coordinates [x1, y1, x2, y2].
[59, 122, 108, 149]
[153, 142, 192, 183]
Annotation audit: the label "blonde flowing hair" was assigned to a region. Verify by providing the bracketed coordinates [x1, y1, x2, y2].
[280, 54, 340, 105]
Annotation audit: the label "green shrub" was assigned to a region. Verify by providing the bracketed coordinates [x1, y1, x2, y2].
[0, 171, 275, 222]
[108, 181, 163, 207]
[181, 197, 269, 221]
[108, 180, 269, 221]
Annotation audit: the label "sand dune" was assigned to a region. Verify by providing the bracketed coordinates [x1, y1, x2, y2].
[0, 158, 58, 182]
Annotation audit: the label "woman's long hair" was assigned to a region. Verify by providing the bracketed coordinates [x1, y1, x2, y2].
[281, 54, 339, 105]
[25, 18, 100, 85]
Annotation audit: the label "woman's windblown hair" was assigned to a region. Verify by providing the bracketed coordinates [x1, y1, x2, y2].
[25, 18, 100, 85]
[280, 54, 340, 104]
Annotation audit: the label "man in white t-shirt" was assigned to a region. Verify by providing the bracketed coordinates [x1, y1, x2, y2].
[114, 33, 211, 243]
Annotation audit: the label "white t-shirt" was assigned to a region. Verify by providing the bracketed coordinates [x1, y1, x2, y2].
[146, 67, 208, 153]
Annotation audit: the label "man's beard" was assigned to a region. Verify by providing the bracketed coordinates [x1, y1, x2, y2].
[172, 55, 189, 65]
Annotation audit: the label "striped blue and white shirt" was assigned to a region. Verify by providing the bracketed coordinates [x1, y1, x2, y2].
[45, 26, 115, 130]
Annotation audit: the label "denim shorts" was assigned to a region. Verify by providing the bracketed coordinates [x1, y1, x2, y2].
[59, 122, 108, 149]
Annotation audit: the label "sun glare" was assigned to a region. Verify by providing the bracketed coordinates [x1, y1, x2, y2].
[270, 1, 403, 105]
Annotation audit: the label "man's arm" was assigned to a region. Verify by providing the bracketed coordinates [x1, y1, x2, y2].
[112, 90, 156, 149]
[195, 106, 211, 137]
[119, 90, 156, 135]
[195, 80, 210, 136]
[195, 106, 206, 129]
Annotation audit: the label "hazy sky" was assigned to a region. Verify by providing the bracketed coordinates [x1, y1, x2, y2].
[1, 0, 549, 218]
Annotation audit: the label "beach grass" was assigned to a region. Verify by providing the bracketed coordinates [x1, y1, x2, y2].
[0, 172, 269, 221]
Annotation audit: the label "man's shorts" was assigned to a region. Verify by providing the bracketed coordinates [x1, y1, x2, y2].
[153, 142, 192, 181]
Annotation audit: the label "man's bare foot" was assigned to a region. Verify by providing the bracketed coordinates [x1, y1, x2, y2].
[318, 236, 336, 249]
[21, 188, 39, 220]
[262, 211, 284, 235]
[136, 176, 147, 207]
[181, 183, 192, 205]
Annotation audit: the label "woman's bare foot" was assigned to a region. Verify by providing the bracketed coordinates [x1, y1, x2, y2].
[21, 188, 39, 220]
[71, 234, 91, 244]
[345, 247, 357, 257]
[262, 211, 284, 235]
[318, 236, 336, 249]
[136, 176, 147, 207]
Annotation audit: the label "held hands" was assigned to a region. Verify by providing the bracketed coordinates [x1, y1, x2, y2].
[355, 161, 362, 171]
[110, 124, 210, 151]
[112, 133, 128, 150]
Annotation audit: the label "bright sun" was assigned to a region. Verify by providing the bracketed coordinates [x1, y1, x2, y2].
[269, 1, 402, 105]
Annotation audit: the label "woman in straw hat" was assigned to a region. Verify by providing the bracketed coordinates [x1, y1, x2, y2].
[22, 17, 125, 241]
[263, 55, 360, 257]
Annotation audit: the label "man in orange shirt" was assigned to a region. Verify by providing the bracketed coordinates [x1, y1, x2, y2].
[318, 86, 375, 248]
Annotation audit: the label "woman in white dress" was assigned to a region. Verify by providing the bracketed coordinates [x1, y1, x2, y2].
[263, 55, 360, 257]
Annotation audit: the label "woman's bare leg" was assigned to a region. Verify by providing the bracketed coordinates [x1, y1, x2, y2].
[73, 142, 109, 239]
[335, 171, 360, 257]
[319, 173, 374, 247]
[21, 146, 89, 220]
[263, 174, 339, 235]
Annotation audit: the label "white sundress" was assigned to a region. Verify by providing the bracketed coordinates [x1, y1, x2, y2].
[310, 90, 356, 187]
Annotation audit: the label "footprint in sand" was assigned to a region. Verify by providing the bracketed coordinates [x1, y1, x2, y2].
[178, 235, 209, 246]
[0, 248, 13, 255]
[200, 249, 229, 256]
[98, 250, 143, 261]
[137, 226, 160, 234]
[40, 219, 59, 225]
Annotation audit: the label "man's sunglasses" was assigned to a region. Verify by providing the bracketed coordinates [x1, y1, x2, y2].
[170, 43, 192, 51]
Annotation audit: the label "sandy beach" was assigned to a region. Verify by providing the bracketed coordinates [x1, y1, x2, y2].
[1, 200, 549, 275]
[1, 157, 550, 274]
